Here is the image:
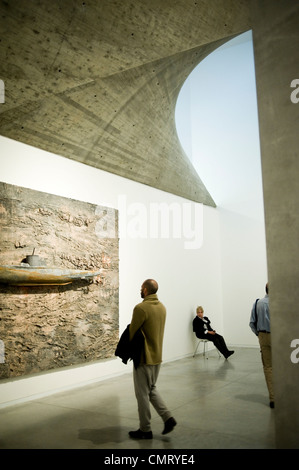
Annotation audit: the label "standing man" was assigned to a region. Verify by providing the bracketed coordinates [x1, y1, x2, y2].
[129, 279, 177, 439]
[249, 283, 274, 408]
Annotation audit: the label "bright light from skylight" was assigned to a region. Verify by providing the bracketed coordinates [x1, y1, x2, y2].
[175, 31, 263, 215]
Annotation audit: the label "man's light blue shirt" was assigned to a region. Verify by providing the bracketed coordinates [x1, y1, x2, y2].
[249, 294, 270, 336]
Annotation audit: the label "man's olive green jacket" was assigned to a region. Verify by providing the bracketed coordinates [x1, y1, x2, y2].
[129, 294, 166, 365]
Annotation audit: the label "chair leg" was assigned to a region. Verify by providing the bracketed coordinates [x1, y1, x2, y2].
[204, 341, 208, 359]
[194, 339, 214, 358]
[193, 340, 200, 357]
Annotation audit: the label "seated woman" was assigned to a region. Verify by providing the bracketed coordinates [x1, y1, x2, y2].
[193, 306, 234, 359]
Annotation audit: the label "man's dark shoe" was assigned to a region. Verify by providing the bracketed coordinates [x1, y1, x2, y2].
[269, 401, 275, 409]
[129, 429, 153, 439]
[162, 417, 177, 435]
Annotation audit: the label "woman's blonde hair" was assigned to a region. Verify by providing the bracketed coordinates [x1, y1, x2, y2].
[196, 306, 204, 313]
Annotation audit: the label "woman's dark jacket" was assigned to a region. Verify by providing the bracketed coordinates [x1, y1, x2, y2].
[193, 316, 214, 339]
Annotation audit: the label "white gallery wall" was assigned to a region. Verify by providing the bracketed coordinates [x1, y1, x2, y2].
[0, 135, 223, 406]
[0, 32, 268, 407]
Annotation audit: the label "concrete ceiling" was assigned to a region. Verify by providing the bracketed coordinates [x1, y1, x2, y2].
[0, 0, 251, 206]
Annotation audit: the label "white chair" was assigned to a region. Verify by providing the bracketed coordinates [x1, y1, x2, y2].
[193, 338, 221, 358]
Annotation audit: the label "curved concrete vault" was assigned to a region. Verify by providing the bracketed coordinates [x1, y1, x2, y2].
[0, 0, 251, 205]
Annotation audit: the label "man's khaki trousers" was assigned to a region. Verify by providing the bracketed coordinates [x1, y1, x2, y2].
[258, 332, 274, 402]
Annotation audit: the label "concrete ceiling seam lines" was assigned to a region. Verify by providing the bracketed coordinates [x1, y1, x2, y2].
[0, 0, 251, 206]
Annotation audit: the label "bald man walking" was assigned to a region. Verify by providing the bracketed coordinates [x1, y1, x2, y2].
[128, 279, 176, 439]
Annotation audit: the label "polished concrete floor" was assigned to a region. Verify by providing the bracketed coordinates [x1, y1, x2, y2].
[0, 347, 276, 450]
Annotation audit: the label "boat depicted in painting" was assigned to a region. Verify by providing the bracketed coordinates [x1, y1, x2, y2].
[0, 265, 101, 286]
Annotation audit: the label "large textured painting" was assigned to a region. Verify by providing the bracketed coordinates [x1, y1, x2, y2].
[0, 182, 119, 379]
